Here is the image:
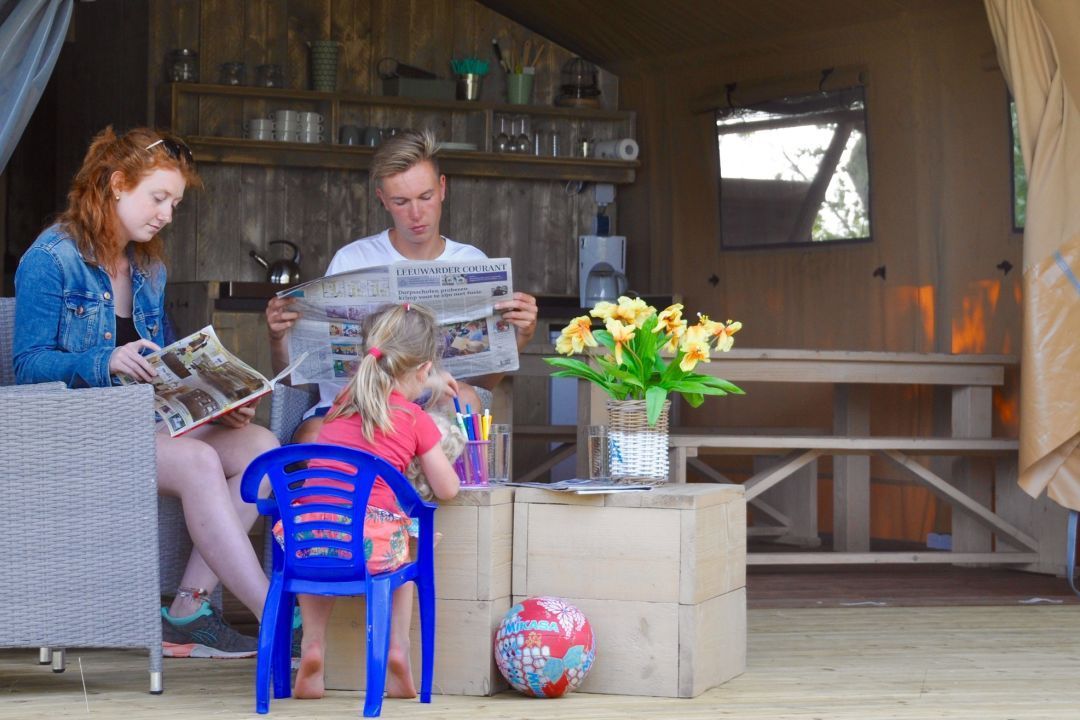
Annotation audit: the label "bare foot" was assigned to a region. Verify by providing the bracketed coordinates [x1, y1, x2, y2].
[293, 640, 326, 700]
[384, 645, 417, 698]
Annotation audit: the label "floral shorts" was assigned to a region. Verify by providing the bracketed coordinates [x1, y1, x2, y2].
[272, 504, 418, 575]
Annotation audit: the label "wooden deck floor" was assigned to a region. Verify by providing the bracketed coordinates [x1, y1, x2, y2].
[4, 604, 1080, 719]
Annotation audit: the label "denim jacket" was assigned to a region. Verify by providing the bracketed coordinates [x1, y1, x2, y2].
[14, 224, 166, 387]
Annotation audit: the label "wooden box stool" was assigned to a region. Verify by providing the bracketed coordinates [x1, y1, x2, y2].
[512, 483, 746, 697]
[324, 487, 513, 696]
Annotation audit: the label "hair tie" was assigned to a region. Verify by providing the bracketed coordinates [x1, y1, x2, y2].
[367, 346, 383, 360]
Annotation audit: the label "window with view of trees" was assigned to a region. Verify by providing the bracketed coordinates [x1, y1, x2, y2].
[716, 86, 871, 248]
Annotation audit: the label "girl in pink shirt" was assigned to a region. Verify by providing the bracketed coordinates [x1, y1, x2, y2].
[290, 302, 461, 701]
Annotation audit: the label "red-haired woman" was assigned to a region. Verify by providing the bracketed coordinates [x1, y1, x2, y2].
[13, 127, 275, 658]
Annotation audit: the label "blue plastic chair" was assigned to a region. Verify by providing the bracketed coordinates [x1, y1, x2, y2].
[240, 443, 438, 717]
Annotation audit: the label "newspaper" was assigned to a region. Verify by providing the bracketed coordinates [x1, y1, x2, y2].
[278, 258, 519, 386]
[503, 478, 655, 494]
[117, 326, 307, 437]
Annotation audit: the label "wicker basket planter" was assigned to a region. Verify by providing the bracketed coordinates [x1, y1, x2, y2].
[607, 398, 670, 481]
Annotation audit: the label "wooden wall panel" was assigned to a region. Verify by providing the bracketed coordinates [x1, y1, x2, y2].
[143, 0, 617, 296]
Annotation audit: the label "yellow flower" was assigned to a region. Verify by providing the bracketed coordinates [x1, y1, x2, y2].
[606, 318, 636, 365]
[555, 316, 598, 356]
[714, 319, 742, 353]
[589, 301, 617, 321]
[653, 304, 685, 334]
[698, 314, 742, 353]
[679, 334, 712, 371]
[613, 296, 654, 328]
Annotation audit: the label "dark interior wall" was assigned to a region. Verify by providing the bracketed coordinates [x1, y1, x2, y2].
[2, 0, 149, 295]
[145, 0, 620, 291]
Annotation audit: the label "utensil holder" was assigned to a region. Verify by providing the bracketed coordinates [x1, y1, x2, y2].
[506, 71, 534, 105]
[454, 440, 490, 487]
[456, 73, 484, 101]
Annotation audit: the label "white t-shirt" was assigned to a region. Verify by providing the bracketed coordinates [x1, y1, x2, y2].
[310, 229, 488, 412]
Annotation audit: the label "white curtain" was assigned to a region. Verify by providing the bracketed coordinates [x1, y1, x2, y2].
[0, 0, 72, 174]
[985, 0, 1080, 510]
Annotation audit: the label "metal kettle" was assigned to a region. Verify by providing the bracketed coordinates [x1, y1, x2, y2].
[250, 240, 301, 285]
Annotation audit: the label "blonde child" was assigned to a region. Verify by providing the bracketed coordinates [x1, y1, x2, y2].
[287, 302, 461, 700]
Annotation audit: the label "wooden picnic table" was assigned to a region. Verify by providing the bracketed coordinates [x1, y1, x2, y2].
[514, 347, 1027, 566]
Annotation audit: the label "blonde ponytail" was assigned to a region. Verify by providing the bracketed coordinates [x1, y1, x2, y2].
[326, 303, 440, 442]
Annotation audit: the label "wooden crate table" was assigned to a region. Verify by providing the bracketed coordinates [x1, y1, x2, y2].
[511, 483, 746, 698]
[323, 486, 513, 696]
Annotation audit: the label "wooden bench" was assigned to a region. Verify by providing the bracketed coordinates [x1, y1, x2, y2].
[668, 433, 1031, 566]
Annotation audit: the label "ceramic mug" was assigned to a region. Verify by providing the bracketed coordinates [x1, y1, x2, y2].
[339, 125, 361, 145]
[273, 127, 299, 142]
[245, 118, 274, 141]
[363, 126, 382, 146]
[269, 109, 298, 128]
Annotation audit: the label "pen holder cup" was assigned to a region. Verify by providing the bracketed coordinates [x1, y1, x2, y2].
[454, 440, 490, 487]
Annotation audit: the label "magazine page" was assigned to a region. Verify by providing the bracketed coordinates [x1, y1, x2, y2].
[117, 326, 273, 437]
[279, 258, 519, 386]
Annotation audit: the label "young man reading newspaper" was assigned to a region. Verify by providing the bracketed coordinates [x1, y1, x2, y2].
[265, 129, 538, 443]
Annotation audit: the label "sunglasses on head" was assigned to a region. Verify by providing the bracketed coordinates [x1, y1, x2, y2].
[145, 137, 194, 165]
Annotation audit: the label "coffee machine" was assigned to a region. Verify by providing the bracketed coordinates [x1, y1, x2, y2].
[579, 235, 627, 308]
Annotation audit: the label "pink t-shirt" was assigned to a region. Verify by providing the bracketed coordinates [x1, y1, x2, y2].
[314, 390, 442, 512]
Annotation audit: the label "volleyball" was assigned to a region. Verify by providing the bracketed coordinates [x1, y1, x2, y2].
[493, 596, 596, 698]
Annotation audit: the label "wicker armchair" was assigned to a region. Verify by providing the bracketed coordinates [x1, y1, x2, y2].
[0, 297, 164, 693]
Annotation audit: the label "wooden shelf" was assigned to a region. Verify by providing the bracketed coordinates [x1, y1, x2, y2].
[187, 136, 638, 183]
[166, 83, 634, 121]
[162, 83, 638, 183]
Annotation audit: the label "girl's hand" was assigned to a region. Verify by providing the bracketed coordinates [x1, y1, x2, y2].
[425, 369, 459, 405]
[108, 339, 161, 382]
[439, 371, 461, 402]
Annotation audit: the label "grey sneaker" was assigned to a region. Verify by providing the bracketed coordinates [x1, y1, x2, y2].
[161, 601, 258, 659]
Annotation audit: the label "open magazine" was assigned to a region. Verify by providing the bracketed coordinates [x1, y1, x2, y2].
[117, 326, 308, 437]
[277, 258, 519, 385]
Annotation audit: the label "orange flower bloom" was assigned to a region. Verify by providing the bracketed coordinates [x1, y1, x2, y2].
[555, 315, 598, 355]
[606, 318, 636, 365]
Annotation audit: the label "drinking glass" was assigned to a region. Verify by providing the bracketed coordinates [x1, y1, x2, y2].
[493, 115, 511, 153]
[487, 423, 512, 483]
[513, 116, 530, 154]
[587, 425, 610, 479]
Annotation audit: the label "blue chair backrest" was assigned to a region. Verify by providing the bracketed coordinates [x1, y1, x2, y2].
[242, 443, 429, 584]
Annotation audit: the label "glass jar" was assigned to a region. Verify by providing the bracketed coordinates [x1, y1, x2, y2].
[255, 64, 284, 88]
[218, 62, 246, 86]
[166, 49, 199, 83]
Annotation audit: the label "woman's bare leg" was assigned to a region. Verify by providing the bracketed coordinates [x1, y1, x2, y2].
[293, 595, 336, 699]
[157, 422, 277, 618]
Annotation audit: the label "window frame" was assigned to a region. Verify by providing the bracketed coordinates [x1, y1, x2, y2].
[714, 85, 874, 251]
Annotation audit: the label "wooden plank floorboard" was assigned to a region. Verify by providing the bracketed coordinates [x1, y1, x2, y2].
[748, 565, 1080, 608]
[4, 605, 1080, 719]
